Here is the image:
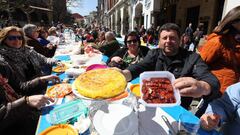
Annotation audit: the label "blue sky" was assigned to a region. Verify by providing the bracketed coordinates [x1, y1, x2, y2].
[67, 0, 98, 16]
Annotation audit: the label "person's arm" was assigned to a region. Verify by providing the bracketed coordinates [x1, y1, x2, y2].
[0, 93, 54, 131]
[200, 35, 222, 64]
[0, 89, 32, 131]
[27, 39, 54, 57]
[192, 53, 220, 100]
[29, 48, 58, 66]
[17, 75, 60, 95]
[201, 83, 240, 129]
[126, 49, 159, 80]
[107, 48, 126, 64]
[174, 77, 212, 98]
[1, 63, 59, 95]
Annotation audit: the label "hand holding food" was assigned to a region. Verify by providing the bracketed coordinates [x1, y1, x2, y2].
[46, 43, 54, 49]
[53, 63, 68, 73]
[111, 56, 123, 63]
[174, 77, 211, 98]
[27, 95, 54, 109]
[40, 75, 60, 84]
[56, 61, 64, 67]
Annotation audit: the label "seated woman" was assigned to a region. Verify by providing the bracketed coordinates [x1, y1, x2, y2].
[0, 26, 60, 95]
[95, 31, 106, 48]
[37, 27, 50, 46]
[47, 26, 62, 45]
[23, 24, 56, 58]
[200, 82, 240, 135]
[0, 66, 54, 135]
[107, 31, 149, 69]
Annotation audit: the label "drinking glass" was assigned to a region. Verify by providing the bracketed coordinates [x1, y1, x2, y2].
[122, 92, 138, 112]
[178, 112, 200, 135]
[88, 100, 108, 135]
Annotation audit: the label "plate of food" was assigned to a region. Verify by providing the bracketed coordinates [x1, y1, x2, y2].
[72, 68, 127, 100]
[107, 91, 129, 102]
[139, 71, 181, 107]
[52, 64, 68, 73]
[39, 124, 78, 135]
[46, 83, 72, 98]
[85, 64, 108, 71]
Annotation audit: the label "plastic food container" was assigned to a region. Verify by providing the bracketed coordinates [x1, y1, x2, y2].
[46, 99, 88, 124]
[70, 55, 89, 65]
[139, 71, 181, 107]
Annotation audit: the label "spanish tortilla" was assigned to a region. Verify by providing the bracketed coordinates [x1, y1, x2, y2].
[74, 69, 127, 99]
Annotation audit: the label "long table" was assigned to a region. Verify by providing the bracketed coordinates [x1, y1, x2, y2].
[35, 54, 221, 135]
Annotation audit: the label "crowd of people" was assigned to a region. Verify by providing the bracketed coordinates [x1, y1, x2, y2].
[0, 5, 239, 135]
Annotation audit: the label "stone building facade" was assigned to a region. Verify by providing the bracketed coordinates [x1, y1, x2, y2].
[98, 0, 240, 36]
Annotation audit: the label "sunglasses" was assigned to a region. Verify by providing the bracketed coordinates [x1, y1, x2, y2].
[127, 39, 138, 44]
[6, 36, 23, 41]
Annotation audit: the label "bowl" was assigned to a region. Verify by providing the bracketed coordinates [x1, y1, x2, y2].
[86, 64, 108, 71]
[139, 71, 181, 107]
[65, 67, 85, 78]
[130, 84, 140, 97]
[70, 55, 89, 65]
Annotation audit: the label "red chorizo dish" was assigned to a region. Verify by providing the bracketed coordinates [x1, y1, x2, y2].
[142, 78, 176, 104]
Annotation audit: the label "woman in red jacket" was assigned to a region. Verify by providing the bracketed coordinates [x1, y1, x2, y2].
[200, 6, 240, 94]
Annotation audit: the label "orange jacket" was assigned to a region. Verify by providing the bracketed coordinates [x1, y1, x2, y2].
[200, 33, 240, 94]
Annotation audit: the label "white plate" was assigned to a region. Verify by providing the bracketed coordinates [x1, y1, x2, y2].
[138, 105, 177, 135]
[93, 104, 138, 135]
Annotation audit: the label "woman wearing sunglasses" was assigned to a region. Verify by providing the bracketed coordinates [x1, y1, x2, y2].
[107, 31, 149, 69]
[0, 26, 60, 95]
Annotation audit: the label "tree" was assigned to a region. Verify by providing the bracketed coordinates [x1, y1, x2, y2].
[63, 11, 74, 25]
[0, 0, 27, 22]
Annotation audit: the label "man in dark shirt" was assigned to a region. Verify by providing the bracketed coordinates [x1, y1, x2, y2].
[99, 31, 120, 57]
[121, 23, 220, 113]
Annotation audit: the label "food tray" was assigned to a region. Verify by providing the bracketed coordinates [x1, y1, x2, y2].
[139, 71, 181, 107]
[46, 99, 88, 124]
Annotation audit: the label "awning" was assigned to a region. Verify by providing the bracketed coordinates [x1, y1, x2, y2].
[29, 5, 52, 12]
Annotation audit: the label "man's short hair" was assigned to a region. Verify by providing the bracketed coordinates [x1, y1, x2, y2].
[105, 31, 115, 42]
[159, 23, 181, 38]
[23, 24, 37, 37]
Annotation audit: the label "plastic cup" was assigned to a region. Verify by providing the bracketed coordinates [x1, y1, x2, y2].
[178, 113, 200, 135]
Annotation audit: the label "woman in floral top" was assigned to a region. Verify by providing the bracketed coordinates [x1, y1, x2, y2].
[107, 31, 149, 69]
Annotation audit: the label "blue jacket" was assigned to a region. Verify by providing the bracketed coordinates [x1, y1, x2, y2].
[205, 82, 240, 135]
